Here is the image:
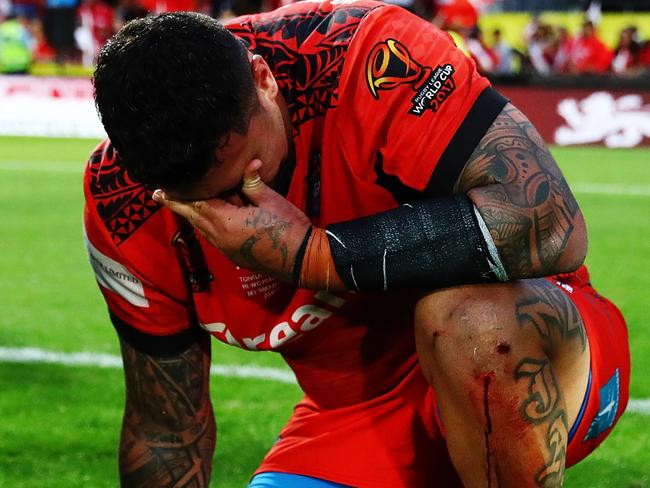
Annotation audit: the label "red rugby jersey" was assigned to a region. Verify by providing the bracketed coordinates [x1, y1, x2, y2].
[83, 1, 506, 484]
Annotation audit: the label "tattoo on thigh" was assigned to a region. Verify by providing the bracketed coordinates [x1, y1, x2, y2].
[516, 281, 586, 352]
[515, 357, 568, 487]
[514, 357, 560, 423]
[536, 411, 568, 487]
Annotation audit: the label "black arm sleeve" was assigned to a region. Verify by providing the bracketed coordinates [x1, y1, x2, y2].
[427, 87, 508, 195]
[325, 194, 502, 290]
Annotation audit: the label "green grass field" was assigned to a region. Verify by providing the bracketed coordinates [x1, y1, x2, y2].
[0, 136, 648, 487]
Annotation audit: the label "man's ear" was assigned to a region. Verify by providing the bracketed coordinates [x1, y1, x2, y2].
[251, 54, 278, 100]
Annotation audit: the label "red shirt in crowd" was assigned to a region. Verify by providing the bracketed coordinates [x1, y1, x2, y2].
[433, 0, 478, 30]
[571, 33, 613, 74]
[139, 0, 202, 14]
[78, 0, 115, 49]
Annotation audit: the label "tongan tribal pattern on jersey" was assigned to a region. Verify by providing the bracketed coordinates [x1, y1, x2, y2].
[87, 143, 160, 246]
[229, 4, 377, 131]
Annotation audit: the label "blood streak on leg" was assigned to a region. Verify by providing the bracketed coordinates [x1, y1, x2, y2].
[483, 372, 497, 488]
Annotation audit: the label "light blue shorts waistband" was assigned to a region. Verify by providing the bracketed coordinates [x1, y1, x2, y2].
[248, 472, 350, 488]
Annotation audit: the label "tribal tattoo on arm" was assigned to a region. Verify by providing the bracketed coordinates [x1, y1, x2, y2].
[456, 103, 586, 279]
[119, 334, 216, 488]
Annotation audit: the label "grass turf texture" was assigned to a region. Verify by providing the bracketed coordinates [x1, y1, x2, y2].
[0, 136, 648, 487]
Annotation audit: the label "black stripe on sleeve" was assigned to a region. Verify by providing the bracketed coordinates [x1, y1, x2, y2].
[426, 87, 509, 196]
[374, 152, 426, 205]
[111, 312, 207, 357]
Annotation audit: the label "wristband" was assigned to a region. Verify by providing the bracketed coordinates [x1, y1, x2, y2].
[293, 225, 313, 285]
[297, 227, 345, 291]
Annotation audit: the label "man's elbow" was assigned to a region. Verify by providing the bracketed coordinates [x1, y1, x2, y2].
[549, 209, 588, 274]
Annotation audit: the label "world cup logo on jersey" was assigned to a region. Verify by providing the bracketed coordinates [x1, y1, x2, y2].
[366, 38, 457, 116]
[366, 39, 431, 99]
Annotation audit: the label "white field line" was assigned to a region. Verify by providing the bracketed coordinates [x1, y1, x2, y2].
[630, 400, 650, 416]
[0, 161, 84, 173]
[0, 347, 296, 384]
[1, 347, 649, 416]
[571, 183, 650, 197]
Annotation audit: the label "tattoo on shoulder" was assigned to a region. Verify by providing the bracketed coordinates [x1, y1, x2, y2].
[120, 337, 215, 487]
[457, 104, 580, 277]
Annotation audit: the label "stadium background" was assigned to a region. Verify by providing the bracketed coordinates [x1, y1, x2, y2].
[1, 0, 649, 486]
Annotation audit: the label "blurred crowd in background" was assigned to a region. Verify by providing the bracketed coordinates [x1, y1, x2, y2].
[0, 0, 649, 77]
[457, 17, 650, 77]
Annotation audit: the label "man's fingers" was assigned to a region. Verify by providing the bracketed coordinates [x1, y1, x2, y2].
[242, 173, 263, 192]
[152, 189, 236, 227]
[152, 190, 196, 220]
[242, 159, 275, 205]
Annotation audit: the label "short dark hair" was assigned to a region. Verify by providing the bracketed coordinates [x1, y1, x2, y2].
[93, 12, 257, 190]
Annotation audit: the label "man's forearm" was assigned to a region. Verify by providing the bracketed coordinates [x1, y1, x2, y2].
[119, 407, 215, 487]
[119, 336, 216, 487]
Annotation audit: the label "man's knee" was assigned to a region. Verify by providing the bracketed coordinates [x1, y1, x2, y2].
[414, 285, 529, 374]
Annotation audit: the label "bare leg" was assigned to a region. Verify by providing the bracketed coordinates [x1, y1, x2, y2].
[414, 279, 590, 488]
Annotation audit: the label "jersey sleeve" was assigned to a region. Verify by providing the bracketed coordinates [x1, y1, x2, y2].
[82, 141, 201, 354]
[336, 5, 508, 195]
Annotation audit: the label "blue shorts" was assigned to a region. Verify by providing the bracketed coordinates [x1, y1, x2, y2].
[248, 472, 348, 488]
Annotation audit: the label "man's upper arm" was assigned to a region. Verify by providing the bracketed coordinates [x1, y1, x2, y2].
[455, 103, 587, 278]
[83, 140, 200, 343]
